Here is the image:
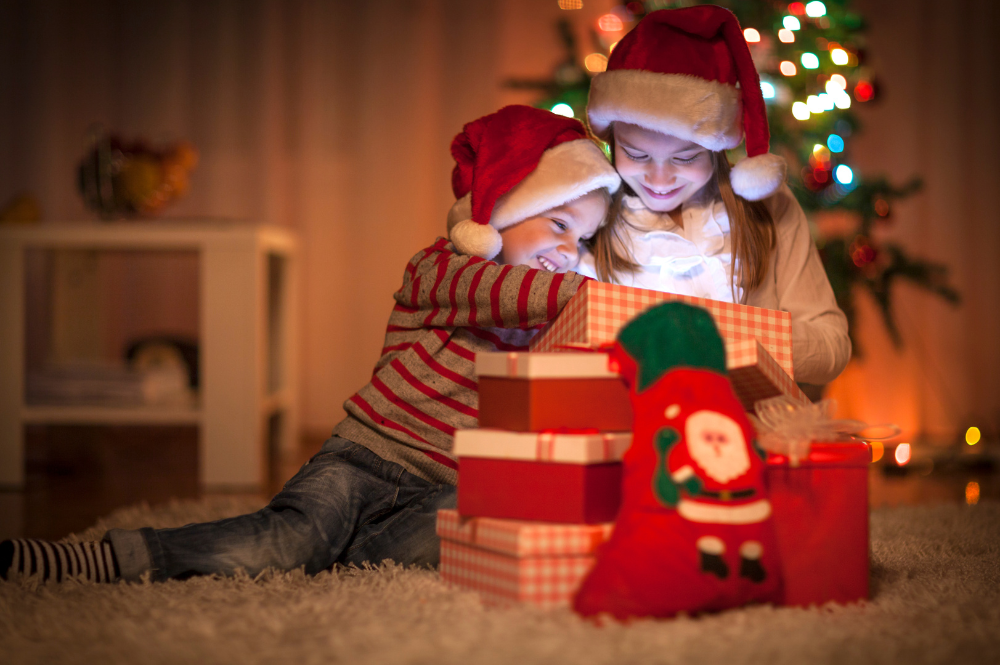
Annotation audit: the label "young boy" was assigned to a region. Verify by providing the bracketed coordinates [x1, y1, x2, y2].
[1, 105, 621, 583]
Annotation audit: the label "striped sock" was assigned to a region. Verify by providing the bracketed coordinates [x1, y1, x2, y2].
[0, 538, 120, 583]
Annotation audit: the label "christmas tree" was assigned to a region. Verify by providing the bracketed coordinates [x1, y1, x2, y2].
[507, 0, 959, 353]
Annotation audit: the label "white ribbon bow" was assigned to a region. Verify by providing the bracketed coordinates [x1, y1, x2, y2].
[752, 396, 901, 466]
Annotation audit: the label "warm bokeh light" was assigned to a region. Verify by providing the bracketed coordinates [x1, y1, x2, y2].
[597, 13, 624, 32]
[778, 29, 795, 43]
[831, 48, 849, 65]
[874, 198, 890, 216]
[780, 60, 797, 76]
[744, 28, 761, 43]
[806, 1, 827, 18]
[855, 80, 875, 102]
[609, 40, 619, 53]
[558, 0, 583, 9]
[788, 2, 806, 15]
[550, 103, 574, 118]
[894, 443, 911, 466]
[827, 74, 847, 91]
[966, 481, 980, 505]
[870, 441, 884, 463]
[584, 53, 608, 72]
[783, 16, 801, 30]
[801, 52, 819, 69]
[807, 94, 824, 114]
[966, 426, 982, 445]
[791, 101, 810, 120]
[813, 144, 831, 161]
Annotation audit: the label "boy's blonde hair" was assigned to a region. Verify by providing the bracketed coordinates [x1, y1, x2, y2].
[587, 142, 775, 301]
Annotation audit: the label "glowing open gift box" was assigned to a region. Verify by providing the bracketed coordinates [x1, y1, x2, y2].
[437, 508, 613, 609]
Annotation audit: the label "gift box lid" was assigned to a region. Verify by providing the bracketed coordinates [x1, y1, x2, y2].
[437, 509, 613, 557]
[726, 339, 809, 408]
[530, 280, 794, 378]
[766, 442, 872, 468]
[476, 352, 619, 379]
[454, 429, 631, 463]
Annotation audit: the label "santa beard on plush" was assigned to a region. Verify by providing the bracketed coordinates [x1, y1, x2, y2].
[685, 410, 751, 484]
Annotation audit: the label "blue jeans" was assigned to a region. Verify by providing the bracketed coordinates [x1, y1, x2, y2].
[105, 436, 456, 582]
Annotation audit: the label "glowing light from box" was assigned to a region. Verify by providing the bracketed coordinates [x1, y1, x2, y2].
[744, 28, 761, 43]
[830, 48, 849, 66]
[827, 134, 844, 152]
[801, 53, 820, 69]
[780, 60, 797, 76]
[551, 103, 574, 118]
[894, 443, 911, 466]
[870, 441, 884, 463]
[791, 102, 810, 120]
[584, 53, 608, 72]
[966, 426, 981, 445]
[835, 164, 854, 185]
[761, 81, 776, 99]
[783, 16, 801, 30]
[806, 1, 827, 17]
[597, 13, 624, 32]
[558, 0, 583, 9]
[778, 29, 795, 43]
[966, 481, 980, 505]
[807, 95, 825, 114]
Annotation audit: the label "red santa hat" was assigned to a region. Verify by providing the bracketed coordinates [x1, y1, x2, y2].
[587, 6, 786, 201]
[447, 105, 621, 260]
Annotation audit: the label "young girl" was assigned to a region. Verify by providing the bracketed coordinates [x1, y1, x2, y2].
[577, 6, 850, 387]
[1, 105, 620, 583]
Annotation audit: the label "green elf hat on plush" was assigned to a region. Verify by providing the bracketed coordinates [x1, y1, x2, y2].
[612, 301, 728, 393]
[587, 5, 787, 201]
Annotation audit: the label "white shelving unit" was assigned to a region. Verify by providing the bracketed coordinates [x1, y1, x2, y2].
[0, 221, 298, 490]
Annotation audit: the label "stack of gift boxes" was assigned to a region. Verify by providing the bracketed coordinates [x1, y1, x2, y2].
[438, 281, 871, 610]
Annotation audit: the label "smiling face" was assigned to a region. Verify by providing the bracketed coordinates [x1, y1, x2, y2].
[496, 189, 608, 272]
[612, 123, 715, 213]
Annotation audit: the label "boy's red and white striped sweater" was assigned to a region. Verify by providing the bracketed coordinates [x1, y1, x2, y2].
[332, 238, 589, 485]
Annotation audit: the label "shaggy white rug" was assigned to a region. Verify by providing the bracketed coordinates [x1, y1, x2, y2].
[1, 497, 998, 665]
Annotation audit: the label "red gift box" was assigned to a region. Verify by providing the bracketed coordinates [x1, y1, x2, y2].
[455, 429, 631, 523]
[530, 280, 795, 379]
[476, 347, 806, 432]
[437, 509, 613, 608]
[766, 442, 872, 607]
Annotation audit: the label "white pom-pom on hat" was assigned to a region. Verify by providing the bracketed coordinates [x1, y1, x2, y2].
[730, 153, 787, 201]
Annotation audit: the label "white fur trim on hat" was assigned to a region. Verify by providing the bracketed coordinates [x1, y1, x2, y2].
[450, 217, 502, 260]
[730, 153, 787, 201]
[490, 139, 621, 232]
[588, 70, 742, 150]
[446, 193, 471, 233]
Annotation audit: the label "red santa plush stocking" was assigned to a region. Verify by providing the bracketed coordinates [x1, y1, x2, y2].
[573, 302, 783, 620]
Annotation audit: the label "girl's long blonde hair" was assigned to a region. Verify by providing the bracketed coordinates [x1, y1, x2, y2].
[588, 141, 776, 301]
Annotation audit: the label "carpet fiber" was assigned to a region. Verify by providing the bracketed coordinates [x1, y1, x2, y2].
[2, 498, 999, 665]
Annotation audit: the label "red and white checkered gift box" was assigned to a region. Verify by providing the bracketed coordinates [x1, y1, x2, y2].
[726, 339, 809, 409]
[530, 281, 794, 379]
[437, 509, 613, 608]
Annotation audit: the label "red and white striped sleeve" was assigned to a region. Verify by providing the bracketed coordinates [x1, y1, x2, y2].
[392, 238, 589, 330]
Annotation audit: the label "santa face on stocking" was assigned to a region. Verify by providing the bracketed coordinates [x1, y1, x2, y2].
[684, 410, 750, 484]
